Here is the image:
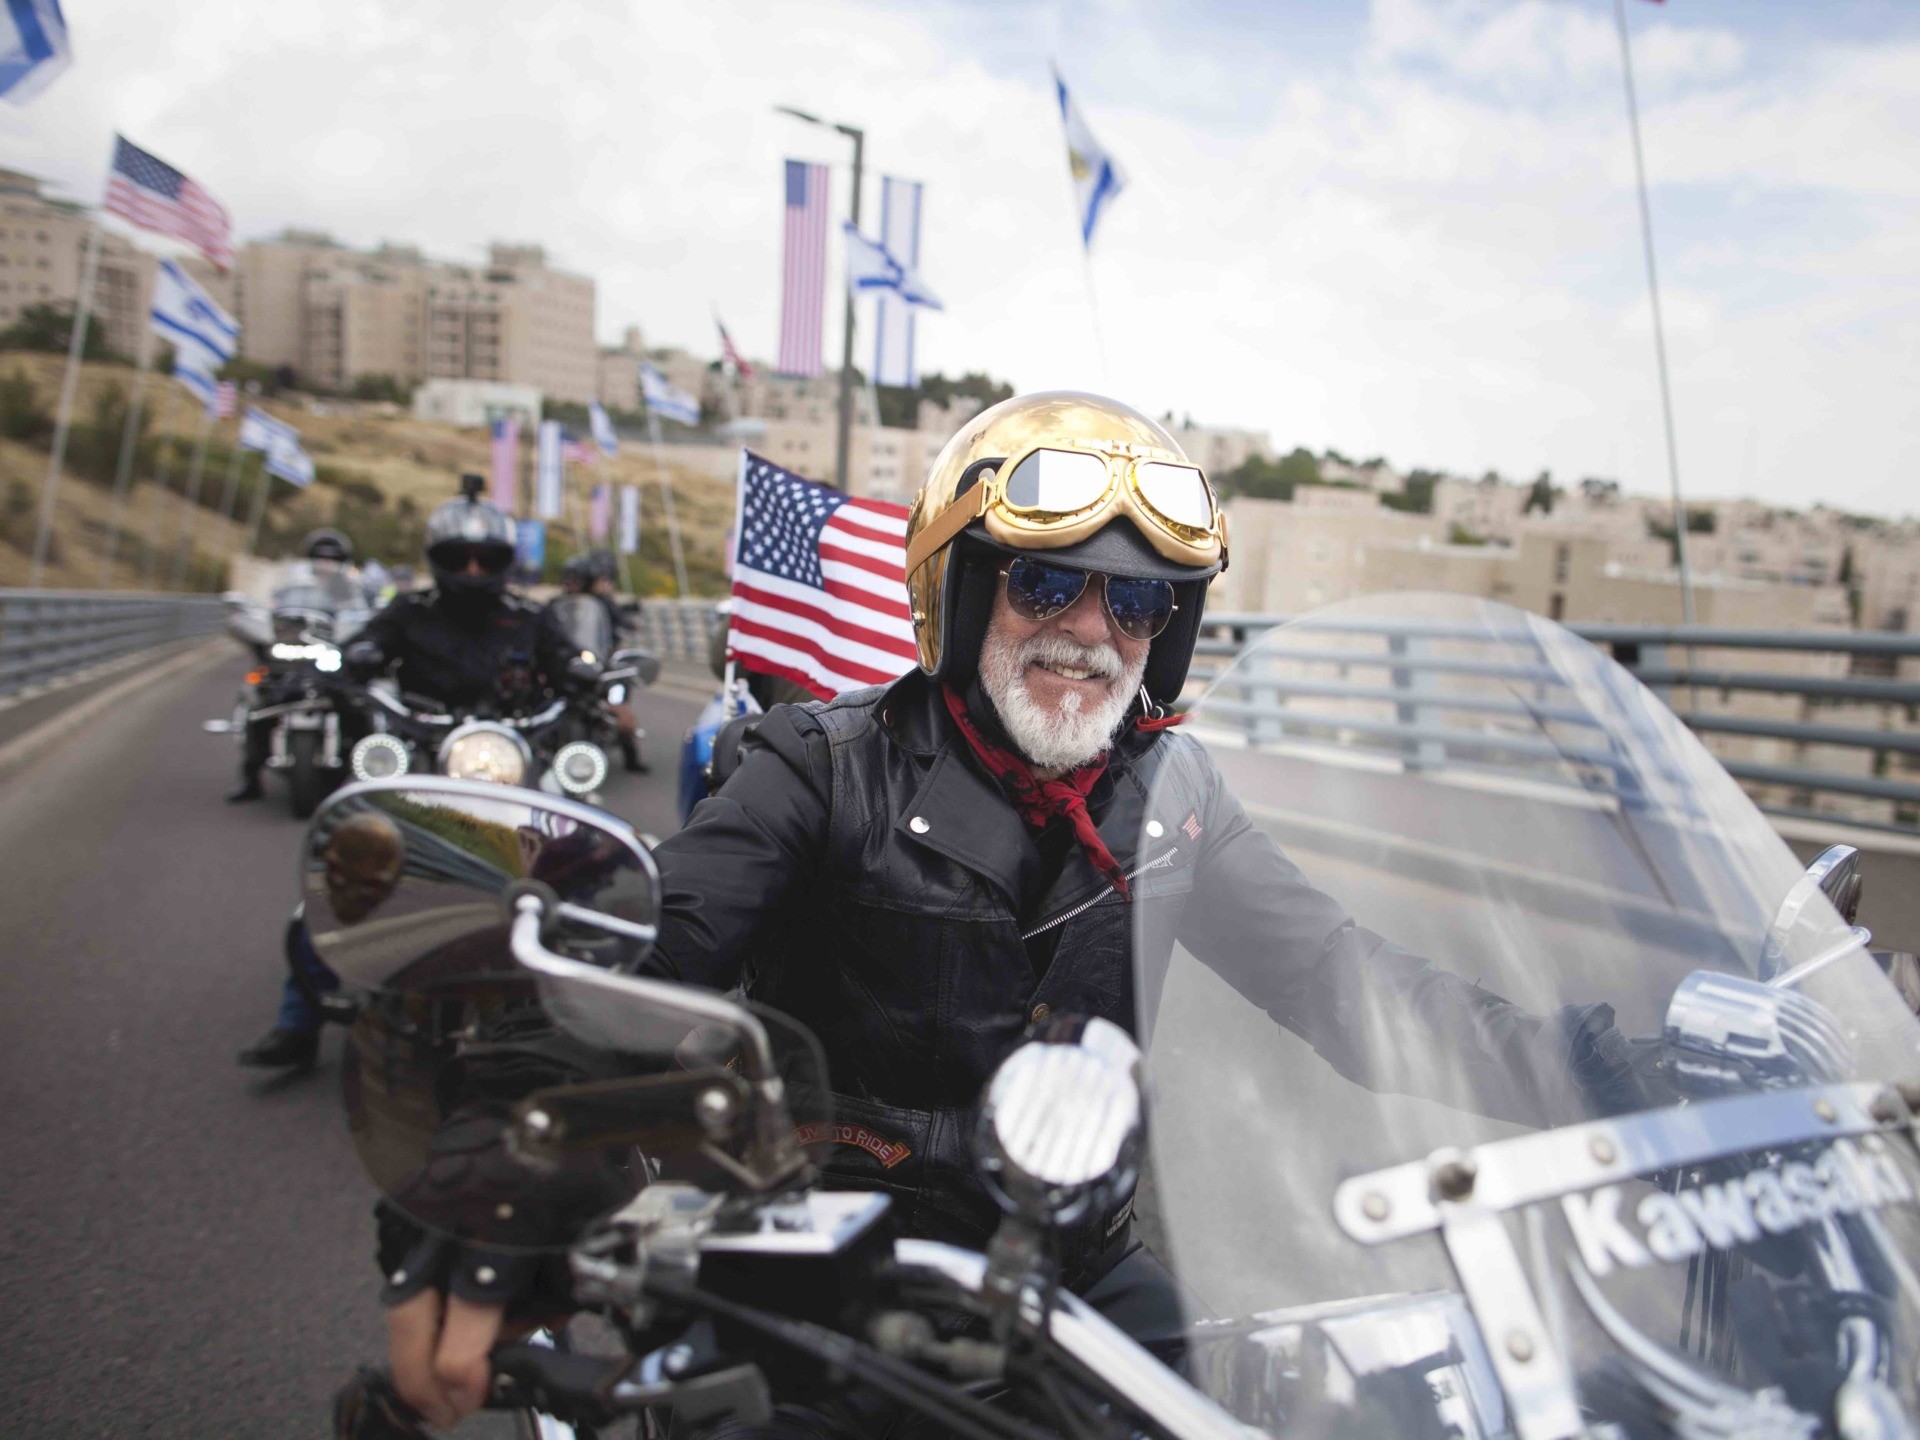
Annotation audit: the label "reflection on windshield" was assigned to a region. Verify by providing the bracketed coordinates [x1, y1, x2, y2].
[1137, 594, 1920, 1437]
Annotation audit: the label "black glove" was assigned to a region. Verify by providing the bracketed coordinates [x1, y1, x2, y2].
[345, 640, 385, 679]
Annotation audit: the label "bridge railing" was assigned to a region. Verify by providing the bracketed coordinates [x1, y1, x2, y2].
[631, 598, 728, 667]
[1192, 613, 1920, 836]
[0, 589, 228, 699]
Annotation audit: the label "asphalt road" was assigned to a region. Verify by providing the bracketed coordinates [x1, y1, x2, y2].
[0, 648, 705, 1436]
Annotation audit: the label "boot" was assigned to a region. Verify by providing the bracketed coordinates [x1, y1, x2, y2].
[620, 733, 648, 774]
[237, 1026, 319, 1069]
[225, 773, 265, 803]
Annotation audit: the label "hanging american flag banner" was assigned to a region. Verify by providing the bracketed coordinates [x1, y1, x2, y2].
[589, 483, 610, 542]
[489, 414, 520, 512]
[212, 381, 236, 419]
[728, 451, 918, 699]
[103, 134, 233, 270]
[777, 160, 830, 378]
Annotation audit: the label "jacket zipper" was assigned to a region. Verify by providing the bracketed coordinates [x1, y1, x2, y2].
[1020, 846, 1179, 941]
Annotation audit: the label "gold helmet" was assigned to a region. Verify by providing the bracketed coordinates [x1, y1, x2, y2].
[903, 391, 1228, 702]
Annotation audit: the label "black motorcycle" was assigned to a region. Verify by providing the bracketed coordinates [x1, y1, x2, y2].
[207, 580, 370, 818]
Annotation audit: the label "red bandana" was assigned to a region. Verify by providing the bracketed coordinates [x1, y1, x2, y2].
[940, 684, 1131, 899]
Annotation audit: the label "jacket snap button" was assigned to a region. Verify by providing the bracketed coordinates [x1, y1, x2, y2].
[909, 815, 930, 834]
[1030, 1002, 1051, 1025]
[1145, 820, 1164, 839]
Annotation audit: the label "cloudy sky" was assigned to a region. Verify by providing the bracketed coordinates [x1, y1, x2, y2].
[5, 0, 1916, 516]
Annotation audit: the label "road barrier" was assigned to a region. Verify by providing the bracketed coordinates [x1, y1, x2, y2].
[632, 598, 727, 667]
[1195, 613, 1920, 836]
[0, 589, 227, 699]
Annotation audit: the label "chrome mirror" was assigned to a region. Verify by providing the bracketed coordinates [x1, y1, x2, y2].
[1761, 844, 1867, 980]
[609, 648, 661, 686]
[300, 776, 659, 991]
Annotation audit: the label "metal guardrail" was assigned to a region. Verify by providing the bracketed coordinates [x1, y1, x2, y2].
[614, 602, 1920, 827]
[1193, 612, 1920, 834]
[0, 589, 227, 699]
[631, 598, 727, 667]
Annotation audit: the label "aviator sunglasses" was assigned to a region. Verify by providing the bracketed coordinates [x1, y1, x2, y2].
[1001, 556, 1178, 641]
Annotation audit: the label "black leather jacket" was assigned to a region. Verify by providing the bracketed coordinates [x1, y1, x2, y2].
[356, 590, 573, 712]
[649, 671, 1586, 1282]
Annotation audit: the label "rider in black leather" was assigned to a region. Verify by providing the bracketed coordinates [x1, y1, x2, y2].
[380, 398, 1645, 1427]
[237, 481, 572, 1070]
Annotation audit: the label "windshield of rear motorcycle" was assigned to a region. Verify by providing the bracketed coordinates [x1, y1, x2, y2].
[548, 593, 616, 660]
[1134, 592, 1920, 1437]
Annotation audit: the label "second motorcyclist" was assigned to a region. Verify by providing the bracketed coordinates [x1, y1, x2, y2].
[236, 479, 575, 1070]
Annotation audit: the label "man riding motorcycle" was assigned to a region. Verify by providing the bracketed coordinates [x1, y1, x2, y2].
[377, 394, 1649, 1429]
[225, 527, 365, 803]
[236, 482, 576, 1070]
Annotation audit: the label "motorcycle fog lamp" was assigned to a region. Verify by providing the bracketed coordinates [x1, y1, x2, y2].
[439, 723, 530, 787]
[349, 734, 410, 782]
[974, 1019, 1144, 1229]
[551, 741, 609, 796]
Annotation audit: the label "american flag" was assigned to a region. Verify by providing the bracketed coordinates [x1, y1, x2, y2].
[589, 483, 610, 542]
[562, 434, 599, 467]
[489, 414, 519, 512]
[777, 160, 829, 378]
[103, 135, 233, 270]
[729, 452, 918, 699]
[715, 313, 754, 377]
[212, 380, 236, 419]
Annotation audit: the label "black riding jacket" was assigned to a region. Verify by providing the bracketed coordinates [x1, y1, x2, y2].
[648, 671, 1602, 1280]
[356, 590, 574, 712]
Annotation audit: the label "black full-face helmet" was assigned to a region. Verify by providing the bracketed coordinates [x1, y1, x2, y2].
[424, 482, 517, 601]
[302, 527, 354, 565]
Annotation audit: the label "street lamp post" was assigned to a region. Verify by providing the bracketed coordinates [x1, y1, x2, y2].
[776, 105, 864, 491]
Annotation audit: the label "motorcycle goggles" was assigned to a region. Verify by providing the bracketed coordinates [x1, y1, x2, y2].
[903, 444, 1225, 581]
[428, 541, 514, 575]
[1002, 557, 1178, 641]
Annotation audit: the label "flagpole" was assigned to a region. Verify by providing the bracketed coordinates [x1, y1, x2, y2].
[1614, 0, 1694, 629]
[214, 426, 249, 529]
[169, 406, 215, 588]
[139, 442, 172, 588]
[244, 469, 274, 557]
[645, 412, 690, 597]
[27, 220, 104, 587]
[97, 331, 157, 587]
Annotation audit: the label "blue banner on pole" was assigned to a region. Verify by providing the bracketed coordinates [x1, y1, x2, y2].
[514, 518, 547, 580]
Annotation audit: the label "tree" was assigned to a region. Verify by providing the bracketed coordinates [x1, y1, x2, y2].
[0, 367, 52, 442]
[0, 302, 120, 362]
[349, 374, 412, 403]
[878, 371, 1017, 430]
[1382, 468, 1441, 515]
[1523, 470, 1556, 515]
[1217, 447, 1322, 502]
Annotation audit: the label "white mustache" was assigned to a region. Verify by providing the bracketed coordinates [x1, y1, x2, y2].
[1017, 633, 1122, 681]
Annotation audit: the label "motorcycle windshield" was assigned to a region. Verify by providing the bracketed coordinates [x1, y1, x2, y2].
[549, 593, 615, 662]
[1133, 593, 1920, 1439]
[306, 780, 830, 1253]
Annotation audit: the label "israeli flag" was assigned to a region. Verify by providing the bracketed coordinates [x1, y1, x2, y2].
[640, 363, 701, 428]
[238, 405, 297, 454]
[0, 0, 70, 105]
[265, 435, 314, 488]
[151, 259, 239, 380]
[844, 223, 943, 313]
[872, 178, 927, 390]
[1054, 67, 1127, 249]
[588, 399, 619, 457]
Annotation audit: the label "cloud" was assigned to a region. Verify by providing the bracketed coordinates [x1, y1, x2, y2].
[5, 0, 1915, 516]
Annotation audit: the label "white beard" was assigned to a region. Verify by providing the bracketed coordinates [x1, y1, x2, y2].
[979, 627, 1149, 772]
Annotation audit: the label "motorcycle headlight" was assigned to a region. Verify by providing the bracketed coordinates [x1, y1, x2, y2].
[974, 1017, 1144, 1229]
[350, 734, 411, 782]
[439, 724, 529, 787]
[551, 741, 609, 797]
